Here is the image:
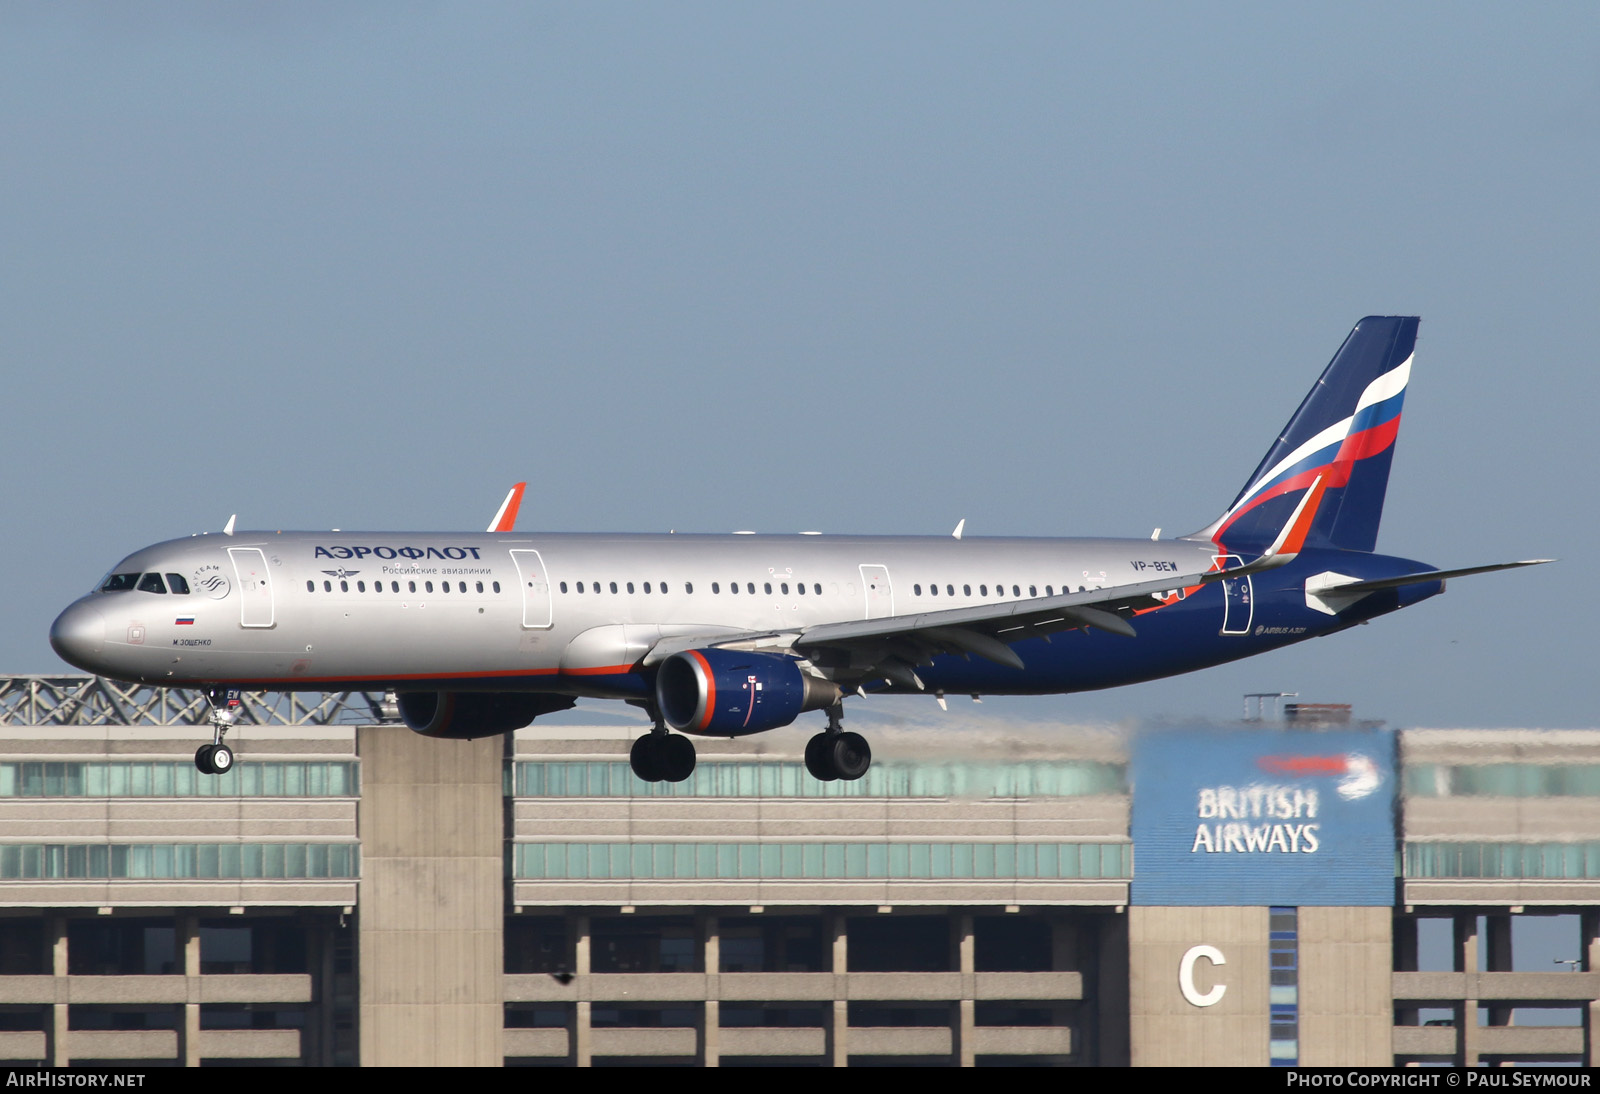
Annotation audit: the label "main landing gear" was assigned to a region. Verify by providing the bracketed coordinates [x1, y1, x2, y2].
[804, 703, 871, 782]
[630, 720, 697, 783]
[195, 686, 240, 775]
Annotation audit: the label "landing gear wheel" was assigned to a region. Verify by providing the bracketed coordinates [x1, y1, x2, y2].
[659, 733, 697, 783]
[630, 733, 664, 782]
[828, 731, 871, 781]
[805, 733, 839, 781]
[198, 685, 241, 776]
[631, 732, 698, 783]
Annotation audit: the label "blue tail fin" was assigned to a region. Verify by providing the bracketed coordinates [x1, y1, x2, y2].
[1195, 316, 1419, 555]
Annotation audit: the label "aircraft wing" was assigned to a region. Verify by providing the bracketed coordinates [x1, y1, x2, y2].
[640, 560, 1260, 690]
[786, 570, 1218, 688]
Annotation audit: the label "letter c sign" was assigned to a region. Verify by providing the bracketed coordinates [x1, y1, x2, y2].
[1178, 944, 1227, 1007]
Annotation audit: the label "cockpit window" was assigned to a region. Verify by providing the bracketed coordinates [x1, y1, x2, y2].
[166, 573, 190, 595]
[101, 573, 141, 592]
[137, 573, 168, 594]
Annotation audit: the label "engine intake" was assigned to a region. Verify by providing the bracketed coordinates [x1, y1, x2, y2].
[655, 649, 839, 736]
[397, 691, 576, 739]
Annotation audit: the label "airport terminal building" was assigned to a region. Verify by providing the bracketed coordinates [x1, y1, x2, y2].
[1, 674, 1598, 1067]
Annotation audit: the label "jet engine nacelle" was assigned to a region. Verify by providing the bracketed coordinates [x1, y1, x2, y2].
[655, 649, 840, 736]
[396, 691, 576, 739]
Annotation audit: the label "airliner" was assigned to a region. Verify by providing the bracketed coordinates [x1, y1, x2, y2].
[50, 317, 1546, 781]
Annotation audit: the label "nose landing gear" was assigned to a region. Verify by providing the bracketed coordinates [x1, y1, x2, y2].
[195, 686, 240, 775]
[804, 702, 871, 782]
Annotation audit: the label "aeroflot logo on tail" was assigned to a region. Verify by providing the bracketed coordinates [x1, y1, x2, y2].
[314, 545, 485, 561]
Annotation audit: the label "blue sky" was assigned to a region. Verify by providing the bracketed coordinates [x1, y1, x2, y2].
[3, 3, 1595, 729]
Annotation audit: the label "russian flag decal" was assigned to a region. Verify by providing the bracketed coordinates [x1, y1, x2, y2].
[175, 617, 195, 626]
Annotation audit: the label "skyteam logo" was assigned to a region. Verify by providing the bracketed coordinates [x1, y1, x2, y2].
[192, 564, 230, 600]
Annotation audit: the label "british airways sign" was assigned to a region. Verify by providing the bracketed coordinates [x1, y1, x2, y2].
[1130, 726, 1396, 905]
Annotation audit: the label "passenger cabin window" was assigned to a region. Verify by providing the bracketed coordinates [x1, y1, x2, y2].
[712, 582, 721, 594]
[340, 580, 349, 592]
[764, 582, 772, 595]
[644, 582, 652, 594]
[306, 580, 314, 593]
[408, 581, 417, 593]
[746, 582, 755, 594]
[101, 573, 141, 592]
[137, 573, 167, 594]
[610, 582, 618, 594]
[685, 582, 693, 593]
[324, 581, 333, 592]
[560, 582, 568, 593]
[963, 584, 971, 596]
[493, 581, 501, 593]
[392, 581, 400, 593]
[358, 581, 366, 592]
[476, 581, 484, 593]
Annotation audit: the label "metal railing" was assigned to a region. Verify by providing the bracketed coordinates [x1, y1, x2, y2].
[0, 675, 398, 727]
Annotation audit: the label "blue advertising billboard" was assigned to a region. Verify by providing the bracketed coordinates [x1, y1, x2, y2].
[1130, 726, 1397, 906]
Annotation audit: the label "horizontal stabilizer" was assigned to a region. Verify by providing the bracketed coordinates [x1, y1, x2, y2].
[1320, 558, 1553, 596]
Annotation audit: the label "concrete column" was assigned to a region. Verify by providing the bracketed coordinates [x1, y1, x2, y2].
[956, 913, 975, 1067]
[48, 916, 67, 1067]
[1485, 914, 1514, 1028]
[829, 913, 847, 1067]
[180, 914, 200, 1067]
[700, 914, 719, 1066]
[572, 915, 590, 1067]
[357, 726, 504, 1067]
[1052, 917, 1080, 1058]
[312, 916, 336, 1066]
[1583, 912, 1600, 1067]
[1096, 912, 1131, 1067]
[1454, 914, 1479, 1066]
[1393, 914, 1420, 1027]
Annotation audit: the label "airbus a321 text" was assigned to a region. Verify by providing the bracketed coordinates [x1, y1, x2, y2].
[51, 317, 1547, 780]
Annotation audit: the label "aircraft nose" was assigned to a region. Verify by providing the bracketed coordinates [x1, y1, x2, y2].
[50, 600, 106, 671]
